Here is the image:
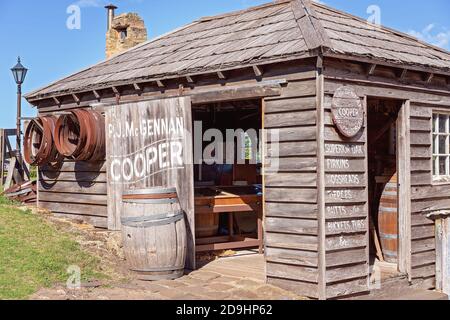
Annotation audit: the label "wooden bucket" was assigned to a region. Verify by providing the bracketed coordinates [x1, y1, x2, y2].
[121, 188, 187, 281]
[378, 174, 398, 263]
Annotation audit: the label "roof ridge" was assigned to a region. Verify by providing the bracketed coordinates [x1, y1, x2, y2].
[311, 1, 450, 56]
[290, 0, 331, 51]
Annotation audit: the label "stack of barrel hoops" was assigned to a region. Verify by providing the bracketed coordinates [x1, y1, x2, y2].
[23, 109, 188, 280]
[24, 109, 106, 167]
[2, 110, 105, 205]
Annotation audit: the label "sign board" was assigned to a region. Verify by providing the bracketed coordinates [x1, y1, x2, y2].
[331, 86, 364, 138]
[105, 97, 195, 269]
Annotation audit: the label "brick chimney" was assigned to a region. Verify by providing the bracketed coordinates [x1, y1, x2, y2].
[105, 4, 148, 59]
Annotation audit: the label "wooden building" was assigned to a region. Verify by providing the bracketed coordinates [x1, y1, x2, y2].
[25, 0, 450, 299]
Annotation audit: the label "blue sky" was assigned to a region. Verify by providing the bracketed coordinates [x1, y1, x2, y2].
[0, 0, 449, 130]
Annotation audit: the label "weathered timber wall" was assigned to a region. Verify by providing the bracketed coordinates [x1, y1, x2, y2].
[323, 57, 450, 293]
[263, 71, 321, 299]
[322, 94, 370, 299]
[38, 161, 108, 228]
[409, 103, 450, 290]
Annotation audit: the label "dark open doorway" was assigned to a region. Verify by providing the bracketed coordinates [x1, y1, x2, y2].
[191, 99, 264, 266]
[367, 98, 404, 282]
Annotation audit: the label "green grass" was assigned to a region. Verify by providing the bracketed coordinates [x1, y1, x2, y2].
[0, 200, 106, 300]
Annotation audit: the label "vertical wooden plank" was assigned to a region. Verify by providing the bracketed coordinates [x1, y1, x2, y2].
[105, 110, 123, 231]
[444, 219, 450, 295]
[398, 100, 412, 280]
[4, 157, 16, 190]
[261, 97, 268, 284]
[363, 96, 371, 290]
[316, 58, 327, 300]
[105, 97, 196, 269]
[436, 219, 443, 291]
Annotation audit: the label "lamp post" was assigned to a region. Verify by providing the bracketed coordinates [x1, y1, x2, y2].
[11, 57, 28, 163]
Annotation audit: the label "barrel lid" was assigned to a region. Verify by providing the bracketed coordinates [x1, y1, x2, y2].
[123, 188, 177, 196]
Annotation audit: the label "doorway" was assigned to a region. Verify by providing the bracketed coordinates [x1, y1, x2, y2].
[367, 98, 405, 282]
[191, 99, 264, 266]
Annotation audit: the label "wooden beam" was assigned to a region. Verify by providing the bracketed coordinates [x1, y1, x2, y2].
[93, 90, 101, 101]
[52, 97, 61, 106]
[112, 86, 120, 96]
[253, 65, 263, 77]
[191, 80, 285, 105]
[156, 80, 165, 88]
[72, 93, 80, 104]
[133, 83, 142, 91]
[399, 68, 408, 80]
[367, 63, 377, 76]
[425, 72, 434, 84]
[186, 76, 194, 84]
[217, 71, 227, 80]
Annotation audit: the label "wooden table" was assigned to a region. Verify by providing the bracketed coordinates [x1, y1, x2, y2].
[194, 186, 263, 253]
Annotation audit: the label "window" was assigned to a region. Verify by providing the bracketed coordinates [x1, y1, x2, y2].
[119, 28, 127, 40]
[433, 113, 450, 179]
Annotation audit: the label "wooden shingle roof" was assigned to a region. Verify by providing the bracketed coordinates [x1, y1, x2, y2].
[26, 0, 450, 101]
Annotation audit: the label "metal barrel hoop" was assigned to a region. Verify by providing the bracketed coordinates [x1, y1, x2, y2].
[121, 211, 184, 228]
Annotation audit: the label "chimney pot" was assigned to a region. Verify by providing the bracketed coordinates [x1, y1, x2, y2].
[105, 4, 118, 31]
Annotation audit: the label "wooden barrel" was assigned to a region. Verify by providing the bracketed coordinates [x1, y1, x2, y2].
[378, 173, 398, 263]
[195, 213, 219, 238]
[194, 195, 219, 238]
[121, 188, 187, 281]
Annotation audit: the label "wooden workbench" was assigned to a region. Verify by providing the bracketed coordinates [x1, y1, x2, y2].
[194, 186, 263, 253]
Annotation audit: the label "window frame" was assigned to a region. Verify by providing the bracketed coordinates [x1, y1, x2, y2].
[432, 112, 450, 183]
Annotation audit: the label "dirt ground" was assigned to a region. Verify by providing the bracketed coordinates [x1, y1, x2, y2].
[27, 207, 305, 301]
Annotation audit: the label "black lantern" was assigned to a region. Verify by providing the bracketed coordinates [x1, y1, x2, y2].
[11, 57, 28, 85]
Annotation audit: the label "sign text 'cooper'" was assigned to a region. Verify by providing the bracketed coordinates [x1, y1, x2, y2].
[331, 86, 364, 138]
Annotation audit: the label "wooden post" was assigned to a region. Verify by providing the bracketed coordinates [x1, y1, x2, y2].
[316, 54, 327, 300]
[397, 100, 412, 280]
[436, 218, 444, 292]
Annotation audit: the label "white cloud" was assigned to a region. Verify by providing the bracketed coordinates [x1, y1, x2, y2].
[408, 24, 450, 50]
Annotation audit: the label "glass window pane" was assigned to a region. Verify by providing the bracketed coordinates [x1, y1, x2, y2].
[439, 136, 447, 154]
[433, 156, 438, 176]
[433, 114, 438, 133]
[433, 134, 438, 154]
[440, 115, 447, 133]
[440, 157, 446, 176]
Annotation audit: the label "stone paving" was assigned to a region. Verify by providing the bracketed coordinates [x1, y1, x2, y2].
[32, 254, 306, 300]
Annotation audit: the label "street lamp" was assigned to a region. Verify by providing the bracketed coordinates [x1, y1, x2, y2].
[11, 57, 28, 162]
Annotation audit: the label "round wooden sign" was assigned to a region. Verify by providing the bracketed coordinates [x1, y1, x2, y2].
[331, 86, 364, 138]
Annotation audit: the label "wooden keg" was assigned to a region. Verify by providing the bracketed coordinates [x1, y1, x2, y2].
[121, 188, 187, 281]
[195, 213, 220, 238]
[378, 173, 398, 263]
[194, 194, 219, 238]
